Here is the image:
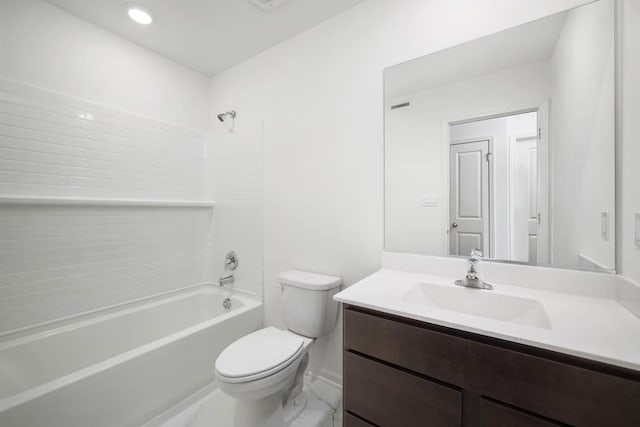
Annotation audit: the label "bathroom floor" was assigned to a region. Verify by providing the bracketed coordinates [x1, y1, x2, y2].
[144, 379, 339, 427]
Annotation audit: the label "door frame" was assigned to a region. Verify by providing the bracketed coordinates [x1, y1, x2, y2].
[441, 106, 540, 259]
[449, 136, 494, 258]
[508, 132, 538, 261]
[536, 100, 551, 265]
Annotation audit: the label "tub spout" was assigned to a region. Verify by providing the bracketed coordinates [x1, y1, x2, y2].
[219, 274, 235, 287]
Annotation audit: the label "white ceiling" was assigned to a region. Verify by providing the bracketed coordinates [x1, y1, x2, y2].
[385, 12, 568, 100]
[45, 0, 364, 76]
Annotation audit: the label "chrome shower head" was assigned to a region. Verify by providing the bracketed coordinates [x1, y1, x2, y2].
[217, 110, 236, 122]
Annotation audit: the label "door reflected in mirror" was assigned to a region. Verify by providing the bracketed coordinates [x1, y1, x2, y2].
[384, 0, 615, 272]
[449, 111, 543, 264]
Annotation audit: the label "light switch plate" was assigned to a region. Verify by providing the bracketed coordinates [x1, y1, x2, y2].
[601, 211, 609, 240]
[635, 213, 640, 246]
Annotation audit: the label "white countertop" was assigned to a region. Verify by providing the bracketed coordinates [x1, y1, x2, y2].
[334, 268, 640, 372]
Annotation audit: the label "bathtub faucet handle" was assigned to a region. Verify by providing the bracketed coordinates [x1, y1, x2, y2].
[224, 251, 238, 271]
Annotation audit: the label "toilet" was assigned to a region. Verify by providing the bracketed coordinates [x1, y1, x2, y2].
[215, 270, 342, 427]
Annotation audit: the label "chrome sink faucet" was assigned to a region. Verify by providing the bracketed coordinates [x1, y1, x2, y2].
[454, 249, 493, 290]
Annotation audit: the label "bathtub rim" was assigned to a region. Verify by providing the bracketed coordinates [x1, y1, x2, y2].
[0, 282, 257, 342]
[0, 283, 262, 413]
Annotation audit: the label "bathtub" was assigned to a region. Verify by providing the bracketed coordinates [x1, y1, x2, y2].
[0, 284, 262, 427]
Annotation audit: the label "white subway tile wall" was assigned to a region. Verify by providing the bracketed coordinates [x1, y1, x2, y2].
[209, 119, 263, 298]
[0, 77, 213, 333]
[0, 206, 213, 332]
[0, 77, 205, 200]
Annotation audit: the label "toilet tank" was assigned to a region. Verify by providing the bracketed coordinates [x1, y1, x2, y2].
[279, 270, 342, 338]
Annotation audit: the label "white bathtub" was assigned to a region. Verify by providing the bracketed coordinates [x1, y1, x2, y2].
[0, 284, 262, 427]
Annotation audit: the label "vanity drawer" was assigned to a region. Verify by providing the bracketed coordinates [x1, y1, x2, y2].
[344, 306, 640, 426]
[344, 307, 470, 385]
[479, 398, 561, 427]
[344, 412, 375, 427]
[344, 351, 462, 426]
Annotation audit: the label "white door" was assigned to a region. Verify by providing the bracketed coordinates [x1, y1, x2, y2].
[510, 135, 538, 263]
[450, 140, 490, 256]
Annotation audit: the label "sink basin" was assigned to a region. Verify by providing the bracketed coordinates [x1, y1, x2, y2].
[401, 282, 551, 329]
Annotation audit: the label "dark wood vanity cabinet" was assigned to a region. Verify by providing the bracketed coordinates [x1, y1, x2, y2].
[342, 306, 640, 427]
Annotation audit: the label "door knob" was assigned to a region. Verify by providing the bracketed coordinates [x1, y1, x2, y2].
[451, 222, 458, 228]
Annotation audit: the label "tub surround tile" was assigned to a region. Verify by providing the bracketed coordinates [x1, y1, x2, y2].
[0, 76, 214, 333]
[0, 76, 206, 201]
[208, 114, 264, 298]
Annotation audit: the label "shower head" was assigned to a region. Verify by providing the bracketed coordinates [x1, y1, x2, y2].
[217, 111, 236, 122]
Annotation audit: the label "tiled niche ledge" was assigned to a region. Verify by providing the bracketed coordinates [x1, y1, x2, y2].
[0, 194, 214, 207]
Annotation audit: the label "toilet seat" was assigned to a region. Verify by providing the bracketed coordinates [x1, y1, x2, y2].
[215, 327, 307, 384]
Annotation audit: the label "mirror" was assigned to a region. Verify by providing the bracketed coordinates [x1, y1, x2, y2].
[384, 0, 615, 272]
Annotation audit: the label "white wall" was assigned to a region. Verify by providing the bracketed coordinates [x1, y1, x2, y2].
[0, 0, 213, 332]
[620, 0, 640, 283]
[206, 113, 264, 298]
[550, 0, 616, 270]
[386, 62, 548, 256]
[0, 0, 210, 131]
[207, 0, 591, 382]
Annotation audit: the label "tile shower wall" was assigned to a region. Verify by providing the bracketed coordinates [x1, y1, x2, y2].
[0, 78, 212, 333]
[0, 77, 204, 200]
[208, 114, 264, 297]
[0, 206, 212, 333]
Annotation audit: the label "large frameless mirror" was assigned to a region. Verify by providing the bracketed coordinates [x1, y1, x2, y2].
[384, 0, 616, 272]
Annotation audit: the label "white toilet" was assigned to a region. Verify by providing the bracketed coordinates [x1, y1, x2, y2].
[215, 270, 342, 427]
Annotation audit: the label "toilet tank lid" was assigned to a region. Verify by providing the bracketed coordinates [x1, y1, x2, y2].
[279, 270, 342, 291]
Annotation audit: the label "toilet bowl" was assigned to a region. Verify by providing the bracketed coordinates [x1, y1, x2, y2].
[215, 270, 341, 427]
[216, 327, 313, 401]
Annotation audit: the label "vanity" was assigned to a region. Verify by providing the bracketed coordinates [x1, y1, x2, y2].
[342, 307, 639, 427]
[334, 254, 640, 427]
[340, 0, 640, 424]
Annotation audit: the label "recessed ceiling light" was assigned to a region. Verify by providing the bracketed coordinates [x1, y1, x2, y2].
[127, 5, 154, 25]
